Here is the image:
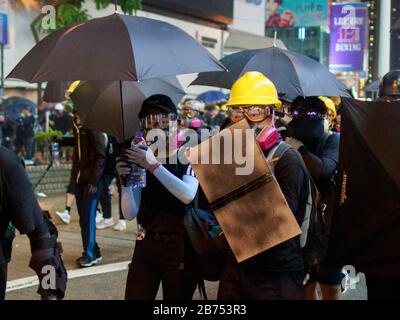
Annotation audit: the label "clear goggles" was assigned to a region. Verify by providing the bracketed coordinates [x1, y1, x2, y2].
[228, 106, 272, 123]
[140, 113, 177, 130]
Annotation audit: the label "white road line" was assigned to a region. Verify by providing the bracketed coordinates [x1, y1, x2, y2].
[6, 260, 131, 293]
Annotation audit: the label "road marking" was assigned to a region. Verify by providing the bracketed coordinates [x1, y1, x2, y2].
[6, 260, 131, 292]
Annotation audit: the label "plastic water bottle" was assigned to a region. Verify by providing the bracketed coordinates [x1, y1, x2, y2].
[51, 141, 60, 166]
[130, 132, 147, 188]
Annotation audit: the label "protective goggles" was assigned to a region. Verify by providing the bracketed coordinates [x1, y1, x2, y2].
[140, 113, 177, 130]
[228, 106, 272, 123]
[291, 110, 325, 119]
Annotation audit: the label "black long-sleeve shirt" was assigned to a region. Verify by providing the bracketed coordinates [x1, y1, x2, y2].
[0, 146, 43, 239]
[242, 147, 309, 273]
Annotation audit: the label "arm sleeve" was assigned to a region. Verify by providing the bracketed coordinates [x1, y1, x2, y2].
[152, 165, 199, 204]
[121, 187, 142, 221]
[298, 134, 339, 180]
[274, 152, 306, 223]
[89, 131, 106, 186]
[4, 161, 44, 234]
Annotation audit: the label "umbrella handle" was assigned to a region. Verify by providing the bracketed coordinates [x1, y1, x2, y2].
[115, 1, 118, 13]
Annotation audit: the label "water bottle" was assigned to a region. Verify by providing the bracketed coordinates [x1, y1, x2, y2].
[51, 141, 60, 166]
[129, 132, 147, 188]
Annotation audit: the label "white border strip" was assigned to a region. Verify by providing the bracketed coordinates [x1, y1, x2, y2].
[6, 260, 130, 293]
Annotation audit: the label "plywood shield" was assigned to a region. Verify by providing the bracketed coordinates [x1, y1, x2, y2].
[186, 119, 301, 262]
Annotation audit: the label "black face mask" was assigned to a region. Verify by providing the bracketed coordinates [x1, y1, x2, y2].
[288, 116, 325, 141]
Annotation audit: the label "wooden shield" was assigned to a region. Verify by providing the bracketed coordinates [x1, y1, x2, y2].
[186, 119, 301, 262]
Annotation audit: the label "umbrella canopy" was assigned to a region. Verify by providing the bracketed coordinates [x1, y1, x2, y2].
[327, 98, 400, 280]
[191, 47, 350, 100]
[196, 91, 228, 104]
[43, 81, 71, 103]
[364, 79, 380, 93]
[71, 77, 185, 142]
[391, 17, 400, 32]
[0, 97, 36, 121]
[7, 13, 226, 83]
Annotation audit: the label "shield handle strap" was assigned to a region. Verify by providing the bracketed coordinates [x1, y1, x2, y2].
[209, 173, 274, 211]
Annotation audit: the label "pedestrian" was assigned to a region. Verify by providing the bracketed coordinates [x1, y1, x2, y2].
[0, 113, 4, 146]
[15, 107, 35, 161]
[72, 111, 106, 267]
[217, 72, 310, 300]
[0, 145, 67, 300]
[96, 134, 127, 231]
[117, 94, 200, 300]
[285, 96, 342, 300]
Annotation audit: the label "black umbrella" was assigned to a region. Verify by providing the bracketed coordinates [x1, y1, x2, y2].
[7, 12, 225, 140]
[43, 81, 71, 103]
[364, 79, 380, 93]
[71, 77, 185, 142]
[327, 98, 400, 280]
[0, 97, 36, 121]
[391, 18, 400, 32]
[191, 47, 350, 100]
[7, 13, 226, 83]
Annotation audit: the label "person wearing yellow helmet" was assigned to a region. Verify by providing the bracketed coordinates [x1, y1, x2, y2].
[286, 96, 342, 300]
[218, 72, 311, 300]
[319, 96, 337, 129]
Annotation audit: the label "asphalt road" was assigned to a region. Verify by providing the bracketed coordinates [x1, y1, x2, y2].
[5, 193, 368, 300]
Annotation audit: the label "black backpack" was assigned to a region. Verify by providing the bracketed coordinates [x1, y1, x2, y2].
[268, 142, 328, 268]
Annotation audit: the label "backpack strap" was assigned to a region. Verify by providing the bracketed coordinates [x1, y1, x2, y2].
[266, 142, 292, 173]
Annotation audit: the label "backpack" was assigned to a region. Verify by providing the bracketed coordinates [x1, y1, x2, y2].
[183, 193, 227, 282]
[267, 142, 328, 268]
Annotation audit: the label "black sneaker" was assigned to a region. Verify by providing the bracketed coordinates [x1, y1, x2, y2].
[77, 254, 101, 268]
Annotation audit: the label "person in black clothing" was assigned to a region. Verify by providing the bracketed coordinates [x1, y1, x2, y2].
[96, 134, 126, 231]
[72, 112, 106, 267]
[217, 72, 309, 300]
[286, 96, 342, 300]
[15, 107, 35, 160]
[117, 94, 200, 300]
[0, 146, 67, 300]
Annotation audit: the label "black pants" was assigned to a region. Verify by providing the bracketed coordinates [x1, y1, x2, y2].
[98, 174, 124, 220]
[366, 275, 400, 300]
[0, 235, 14, 301]
[75, 183, 100, 259]
[0, 262, 7, 300]
[218, 258, 306, 300]
[125, 232, 198, 300]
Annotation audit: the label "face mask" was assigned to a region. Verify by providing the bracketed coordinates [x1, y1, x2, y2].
[256, 124, 279, 151]
[189, 119, 201, 129]
[288, 115, 325, 140]
[323, 119, 329, 133]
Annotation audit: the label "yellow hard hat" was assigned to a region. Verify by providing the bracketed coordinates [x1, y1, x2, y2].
[319, 96, 337, 119]
[66, 80, 81, 93]
[331, 96, 342, 107]
[226, 71, 282, 108]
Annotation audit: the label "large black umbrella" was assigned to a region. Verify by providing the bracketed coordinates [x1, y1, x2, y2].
[7, 13, 226, 82]
[71, 77, 185, 142]
[43, 81, 71, 103]
[7, 12, 226, 140]
[191, 47, 350, 100]
[327, 98, 400, 280]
